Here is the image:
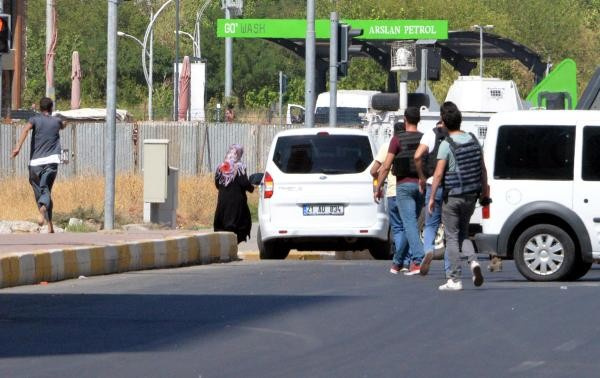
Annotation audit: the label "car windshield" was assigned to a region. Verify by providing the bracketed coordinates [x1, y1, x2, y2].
[314, 107, 366, 125]
[273, 134, 373, 174]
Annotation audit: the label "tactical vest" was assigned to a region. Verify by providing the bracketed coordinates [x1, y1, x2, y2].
[392, 131, 423, 178]
[444, 133, 483, 196]
[424, 127, 449, 177]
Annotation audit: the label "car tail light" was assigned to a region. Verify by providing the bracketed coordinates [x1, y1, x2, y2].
[482, 205, 490, 219]
[264, 171, 274, 198]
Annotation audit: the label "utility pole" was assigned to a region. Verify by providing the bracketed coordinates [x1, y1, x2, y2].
[148, 4, 153, 120]
[304, 0, 316, 127]
[104, 0, 118, 230]
[12, 0, 24, 110]
[329, 12, 338, 128]
[278, 71, 283, 124]
[224, 3, 232, 98]
[0, 1, 3, 116]
[45, 0, 55, 100]
[174, 0, 180, 121]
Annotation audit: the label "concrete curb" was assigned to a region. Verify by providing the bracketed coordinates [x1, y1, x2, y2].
[0, 232, 237, 289]
[238, 250, 374, 261]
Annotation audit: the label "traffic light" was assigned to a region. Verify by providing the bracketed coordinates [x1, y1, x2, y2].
[337, 23, 363, 77]
[0, 14, 11, 53]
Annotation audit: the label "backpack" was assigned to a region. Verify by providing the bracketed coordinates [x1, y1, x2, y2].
[424, 127, 449, 177]
[392, 131, 423, 178]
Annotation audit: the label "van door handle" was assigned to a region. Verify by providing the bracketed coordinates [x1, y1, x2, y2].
[594, 218, 600, 223]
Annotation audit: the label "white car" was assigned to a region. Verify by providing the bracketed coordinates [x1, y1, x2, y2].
[474, 110, 600, 281]
[256, 127, 390, 259]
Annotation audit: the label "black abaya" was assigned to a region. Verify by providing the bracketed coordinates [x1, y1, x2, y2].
[213, 172, 254, 244]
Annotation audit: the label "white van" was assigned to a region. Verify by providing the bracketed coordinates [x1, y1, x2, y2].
[286, 90, 380, 126]
[474, 110, 600, 281]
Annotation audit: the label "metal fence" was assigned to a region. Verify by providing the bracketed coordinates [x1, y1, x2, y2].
[0, 122, 303, 178]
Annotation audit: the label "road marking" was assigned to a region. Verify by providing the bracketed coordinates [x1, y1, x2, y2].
[509, 361, 546, 372]
[554, 339, 584, 352]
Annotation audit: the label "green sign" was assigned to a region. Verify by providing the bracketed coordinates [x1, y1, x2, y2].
[217, 19, 448, 40]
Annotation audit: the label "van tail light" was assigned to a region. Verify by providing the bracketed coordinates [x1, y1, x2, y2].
[482, 205, 490, 219]
[264, 171, 274, 198]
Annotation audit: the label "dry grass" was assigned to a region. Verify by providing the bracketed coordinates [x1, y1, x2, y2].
[0, 174, 259, 229]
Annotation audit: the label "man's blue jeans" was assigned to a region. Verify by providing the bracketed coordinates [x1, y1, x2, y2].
[424, 184, 449, 272]
[395, 182, 424, 265]
[388, 196, 410, 267]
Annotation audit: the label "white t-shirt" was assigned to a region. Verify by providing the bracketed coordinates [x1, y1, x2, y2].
[419, 128, 438, 185]
[375, 141, 396, 197]
[30, 154, 61, 166]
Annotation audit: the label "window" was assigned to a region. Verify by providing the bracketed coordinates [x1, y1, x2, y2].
[273, 134, 373, 174]
[582, 126, 600, 181]
[494, 125, 575, 180]
[314, 107, 366, 125]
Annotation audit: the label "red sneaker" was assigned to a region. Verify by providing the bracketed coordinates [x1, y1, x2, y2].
[390, 263, 402, 274]
[404, 263, 421, 276]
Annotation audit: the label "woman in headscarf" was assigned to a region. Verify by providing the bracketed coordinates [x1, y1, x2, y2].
[213, 144, 254, 243]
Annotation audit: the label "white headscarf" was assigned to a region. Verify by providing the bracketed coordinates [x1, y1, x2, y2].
[216, 144, 247, 187]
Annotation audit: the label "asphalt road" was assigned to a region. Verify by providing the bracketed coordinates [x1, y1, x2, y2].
[1, 259, 600, 378]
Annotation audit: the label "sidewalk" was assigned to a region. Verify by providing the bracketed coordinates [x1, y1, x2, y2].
[0, 230, 237, 289]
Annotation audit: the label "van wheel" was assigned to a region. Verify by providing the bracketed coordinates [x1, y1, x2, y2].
[514, 224, 576, 281]
[257, 228, 290, 260]
[369, 238, 393, 260]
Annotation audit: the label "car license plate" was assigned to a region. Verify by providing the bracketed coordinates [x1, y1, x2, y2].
[303, 204, 344, 216]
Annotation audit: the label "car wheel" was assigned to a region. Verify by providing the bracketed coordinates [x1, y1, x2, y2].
[257, 227, 290, 260]
[418, 207, 445, 256]
[513, 224, 576, 281]
[369, 238, 393, 260]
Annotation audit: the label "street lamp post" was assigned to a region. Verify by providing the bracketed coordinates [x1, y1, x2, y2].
[194, 0, 213, 59]
[118, 31, 153, 120]
[472, 24, 494, 77]
[174, 31, 200, 57]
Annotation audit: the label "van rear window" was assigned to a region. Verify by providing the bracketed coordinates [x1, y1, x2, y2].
[273, 134, 373, 174]
[494, 125, 575, 180]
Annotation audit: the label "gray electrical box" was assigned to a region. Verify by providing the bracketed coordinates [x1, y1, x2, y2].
[142, 139, 179, 228]
[143, 139, 169, 203]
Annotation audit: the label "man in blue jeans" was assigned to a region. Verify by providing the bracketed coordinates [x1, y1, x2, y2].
[415, 121, 449, 275]
[375, 107, 424, 275]
[371, 122, 410, 273]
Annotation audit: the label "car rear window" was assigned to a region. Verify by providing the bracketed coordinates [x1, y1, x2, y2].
[273, 134, 373, 174]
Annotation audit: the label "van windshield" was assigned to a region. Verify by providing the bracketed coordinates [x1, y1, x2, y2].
[273, 134, 373, 174]
[314, 107, 366, 125]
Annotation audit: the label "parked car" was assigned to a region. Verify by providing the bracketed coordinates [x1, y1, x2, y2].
[255, 127, 391, 260]
[474, 110, 600, 281]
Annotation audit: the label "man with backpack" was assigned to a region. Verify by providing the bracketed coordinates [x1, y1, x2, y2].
[428, 101, 489, 291]
[371, 122, 411, 274]
[415, 120, 448, 276]
[375, 107, 424, 275]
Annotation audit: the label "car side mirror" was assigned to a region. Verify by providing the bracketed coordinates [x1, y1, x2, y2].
[249, 172, 264, 186]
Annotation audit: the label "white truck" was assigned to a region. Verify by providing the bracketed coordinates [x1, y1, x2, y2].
[364, 76, 526, 150]
[286, 90, 380, 126]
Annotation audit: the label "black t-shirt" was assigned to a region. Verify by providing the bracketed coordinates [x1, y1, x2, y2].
[28, 115, 63, 160]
